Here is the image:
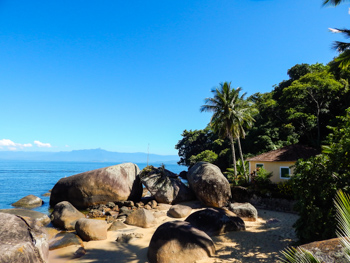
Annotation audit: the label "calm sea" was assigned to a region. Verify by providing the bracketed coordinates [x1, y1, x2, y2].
[0, 160, 185, 214]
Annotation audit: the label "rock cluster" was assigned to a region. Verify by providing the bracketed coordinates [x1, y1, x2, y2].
[1, 161, 262, 263]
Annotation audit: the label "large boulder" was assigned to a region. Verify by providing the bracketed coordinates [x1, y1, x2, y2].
[125, 208, 157, 228]
[148, 221, 215, 263]
[140, 165, 195, 204]
[0, 212, 49, 263]
[50, 201, 85, 230]
[187, 162, 231, 207]
[75, 218, 108, 241]
[228, 202, 258, 221]
[50, 163, 143, 209]
[0, 208, 50, 226]
[168, 204, 192, 218]
[11, 194, 43, 208]
[185, 207, 245, 236]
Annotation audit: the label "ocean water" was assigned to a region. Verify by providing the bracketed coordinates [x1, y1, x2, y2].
[0, 160, 185, 214]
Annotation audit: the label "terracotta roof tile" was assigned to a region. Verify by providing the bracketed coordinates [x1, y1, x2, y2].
[247, 144, 320, 162]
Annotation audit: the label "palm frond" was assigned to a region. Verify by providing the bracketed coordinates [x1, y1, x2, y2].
[279, 247, 320, 263]
[333, 41, 350, 53]
[334, 190, 350, 260]
[334, 50, 350, 69]
[330, 28, 350, 38]
[323, 0, 348, 6]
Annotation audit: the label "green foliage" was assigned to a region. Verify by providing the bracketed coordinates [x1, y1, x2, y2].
[175, 127, 231, 169]
[277, 181, 294, 199]
[281, 71, 344, 147]
[251, 167, 273, 193]
[189, 150, 218, 165]
[291, 108, 350, 244]
[224, 159, 249, 186]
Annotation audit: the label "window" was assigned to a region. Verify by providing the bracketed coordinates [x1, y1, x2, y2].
[256, 164, 264, 169]
[280, 167, 291, 179]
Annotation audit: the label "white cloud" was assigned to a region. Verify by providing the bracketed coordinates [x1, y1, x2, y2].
[0, 139, 33, 150]
[34, 140, 52, 148]
[0, 139, 16, 147]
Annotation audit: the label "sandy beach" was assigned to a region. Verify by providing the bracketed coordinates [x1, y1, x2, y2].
[48, 205, 298, 263]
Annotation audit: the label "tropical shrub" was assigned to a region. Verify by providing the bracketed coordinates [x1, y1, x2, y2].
[291, 108, 350, 244]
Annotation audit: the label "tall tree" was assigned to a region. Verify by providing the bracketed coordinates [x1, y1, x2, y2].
[232, 95, 258, 176]
[281, 71, 344, 147]
[200, 82, 253, 175]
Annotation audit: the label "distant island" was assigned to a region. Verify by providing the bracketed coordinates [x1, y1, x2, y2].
[0, 148, 179, 164]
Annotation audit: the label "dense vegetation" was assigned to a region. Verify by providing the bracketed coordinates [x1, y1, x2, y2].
[175, 0, 350, 245]
[175, 60, 350, 244]
[176, 62, 350, 169]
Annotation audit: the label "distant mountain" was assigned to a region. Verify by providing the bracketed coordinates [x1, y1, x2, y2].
[0, 149, 179, 163]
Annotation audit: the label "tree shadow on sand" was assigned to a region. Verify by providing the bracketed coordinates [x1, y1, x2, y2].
[210, 209, 299, 263]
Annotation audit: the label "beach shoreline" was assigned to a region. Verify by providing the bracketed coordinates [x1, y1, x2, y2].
[48, 206, 298, 263]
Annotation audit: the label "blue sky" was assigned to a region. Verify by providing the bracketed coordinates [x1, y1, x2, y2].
[0, 0, 348, 155]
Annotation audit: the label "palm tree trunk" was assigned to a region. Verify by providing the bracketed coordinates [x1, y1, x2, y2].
[229, 134, 237, 176]
[237, 137, 247, 176]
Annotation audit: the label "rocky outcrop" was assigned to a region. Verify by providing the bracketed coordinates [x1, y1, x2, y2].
[0, 208, 50, 226]
[0, 212, 49, 263]
[168, 204, 192, 218]
[140, 165, 195, 204]
[50, 201, 85, 230]
[12, 194, 43, 208]
[50, 163, 143, 209]
[187, 162, 231, 207]
[75, 218, 108, 241]
[299, 238, 347, 263]
[124, 208, 156, 228]
[185, 207, 245, 236]
[228, 202, 258, 221]
[148, 221, 215, 263]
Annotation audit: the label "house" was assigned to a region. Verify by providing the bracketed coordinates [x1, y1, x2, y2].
[247, 144, 319, 183]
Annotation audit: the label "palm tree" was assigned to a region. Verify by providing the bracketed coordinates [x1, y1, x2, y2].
[323, 0, 350, 69]
[232, 96, 258, 176]
[200, 82, 254, 176]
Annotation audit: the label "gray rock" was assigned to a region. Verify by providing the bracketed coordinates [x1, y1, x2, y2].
[299, 238, 348, 263]
[75, 218, 108, 241]
[50, 201, 85, 230]
[50, 163, 142, 209]
[49, 232, 83, 250]
[185, 207, 245, 236]
[125, 208, 156, 228]
[11, 194, 43, 208]
[0, 208, 50, 226]
[228, 202, 258, 221]
[187, 162, 231, 208]
[156, 203, 172, 211]
[168, 204, 192, 218]
[140, 165, 195, 204]
[0, 212, 49, 263]
[116, 233, 143, 243]
[148, 221, 215, 263]
[108, 220, 127, 231]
